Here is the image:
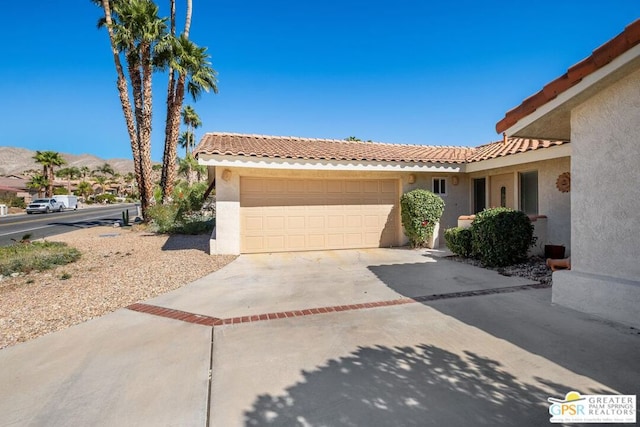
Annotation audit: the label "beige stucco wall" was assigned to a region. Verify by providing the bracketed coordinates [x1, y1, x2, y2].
[467, 157, 572, 253]
[570, 67, 640, 281]
[210, 167, 471, 254]
[403, 173, 470, 243]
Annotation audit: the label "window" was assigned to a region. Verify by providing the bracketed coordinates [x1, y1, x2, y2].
[432, 178, 446, 195]
[500, 186, 506, 207]
[519, 171, 538, 215]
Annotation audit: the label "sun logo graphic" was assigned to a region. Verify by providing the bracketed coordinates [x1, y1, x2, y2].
[548, 391, 636, 423]
[548, 391, 586, 418]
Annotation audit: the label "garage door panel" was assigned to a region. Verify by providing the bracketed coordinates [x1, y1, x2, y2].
[240, 177, 398, 253]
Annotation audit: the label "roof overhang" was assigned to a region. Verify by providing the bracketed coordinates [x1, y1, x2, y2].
[197, 154, 463, 173]
[465, 143, 571, 173]
[504, 44, 640, 140]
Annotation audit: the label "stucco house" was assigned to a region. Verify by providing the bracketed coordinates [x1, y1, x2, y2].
[195, 133, 571, 257]
[496, 19, 640, 328]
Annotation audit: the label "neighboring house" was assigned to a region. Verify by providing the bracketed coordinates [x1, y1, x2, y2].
[496, 19, 640, 328]
[195, 133, 571, 257]
[0, 176, 31, 202]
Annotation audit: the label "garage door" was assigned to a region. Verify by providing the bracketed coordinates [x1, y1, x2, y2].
[240, 177, 399, 253]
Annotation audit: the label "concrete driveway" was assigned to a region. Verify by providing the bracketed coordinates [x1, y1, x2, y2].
[0, 249, 638, 426]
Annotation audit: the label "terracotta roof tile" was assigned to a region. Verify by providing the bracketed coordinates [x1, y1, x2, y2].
[497, 19, 640, 134]
[194, 133, 568, 165]
[467, 138, 567, 162]
[195, 133, 472, 164]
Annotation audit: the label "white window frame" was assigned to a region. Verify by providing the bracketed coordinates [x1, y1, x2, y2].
[432, 177, 447, 196]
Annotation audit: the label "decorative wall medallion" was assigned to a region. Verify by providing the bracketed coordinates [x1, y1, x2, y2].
[556, 172, 571, 193]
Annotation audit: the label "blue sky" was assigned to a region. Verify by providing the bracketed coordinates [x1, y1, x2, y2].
[1, 2, 638, 161]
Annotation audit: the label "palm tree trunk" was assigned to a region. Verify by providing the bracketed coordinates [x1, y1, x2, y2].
[100, 0, 145, 218]
[139, 42, 155, 218]
[184, 0, 192, 37]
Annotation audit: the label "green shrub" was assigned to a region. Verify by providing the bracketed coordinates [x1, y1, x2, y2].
[400, 189, 445, 248]
[1, 197, 26, 208]
[470, 207, 534, 267]
[53, 187, 69, 195]
[147, 203, 179, 233]
[444, 227, 472, 257]
[0, 241, 81, 276]
[95, 193, 116, 204]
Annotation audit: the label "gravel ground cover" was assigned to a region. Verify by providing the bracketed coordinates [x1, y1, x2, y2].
[449, 255, 553, 285]
[0, 226, 236, 349]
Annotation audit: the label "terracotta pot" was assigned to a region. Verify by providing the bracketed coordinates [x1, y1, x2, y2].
[545, 245, 565, 259]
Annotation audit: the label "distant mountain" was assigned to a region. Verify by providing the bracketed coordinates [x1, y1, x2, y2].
[0, 147, 135, 176]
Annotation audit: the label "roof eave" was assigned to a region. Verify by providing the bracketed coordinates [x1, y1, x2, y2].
[502, 44, 640, 140]
[197, 153, 464, 173]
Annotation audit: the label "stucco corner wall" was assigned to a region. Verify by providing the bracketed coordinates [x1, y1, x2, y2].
[570, 67, 640, 281]
[209, 167, 241, 255]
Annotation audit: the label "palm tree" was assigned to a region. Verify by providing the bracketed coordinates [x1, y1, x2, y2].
[80, 166, 91, 179]
[93, 175, 108, 195]
[94, 0, 166, 220]
[56, 166, 81, 194]
[27, 174, 49, 198]
[181, 105, 201, 155]
[33, 150, 66, 197]
[76, 180, 93, 201]
[177, 153, 205, 186]
[178, 130, 193, 157]
[160, 35, 217, 203]
[93, 162, 116, 177]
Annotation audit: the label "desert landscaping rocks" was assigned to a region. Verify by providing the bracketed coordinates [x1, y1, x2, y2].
[0, 227, 235, 349]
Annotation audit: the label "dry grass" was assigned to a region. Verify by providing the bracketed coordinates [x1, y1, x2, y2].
[0, 226, 236, 349]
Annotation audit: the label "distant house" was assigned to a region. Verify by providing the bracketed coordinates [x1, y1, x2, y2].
[195, 133, 570, 257]
[0, 176, 30, 201]
[496, 19, 640, 328]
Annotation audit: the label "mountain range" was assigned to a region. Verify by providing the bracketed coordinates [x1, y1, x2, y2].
[0, 147, 135, 177]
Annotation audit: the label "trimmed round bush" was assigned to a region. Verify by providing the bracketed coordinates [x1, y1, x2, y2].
[470, 207, 534, 267]
[400, 189, 445, 248]
[444, 226, 472, 257]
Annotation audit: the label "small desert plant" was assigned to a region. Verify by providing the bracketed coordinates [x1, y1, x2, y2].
[0, 241, 81, 276]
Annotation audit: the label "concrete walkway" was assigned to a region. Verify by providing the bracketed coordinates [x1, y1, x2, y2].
[0, 249, 638, 426]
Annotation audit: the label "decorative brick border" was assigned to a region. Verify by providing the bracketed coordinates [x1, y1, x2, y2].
[127, 283, 550, 327]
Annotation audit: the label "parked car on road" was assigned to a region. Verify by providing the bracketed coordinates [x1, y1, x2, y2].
[25, 198, 64, 214]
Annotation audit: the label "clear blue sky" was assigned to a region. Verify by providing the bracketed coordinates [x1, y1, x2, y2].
[1, 1, 638, 161]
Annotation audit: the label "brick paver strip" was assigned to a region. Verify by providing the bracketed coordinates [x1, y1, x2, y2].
[127, 283, 550, 326]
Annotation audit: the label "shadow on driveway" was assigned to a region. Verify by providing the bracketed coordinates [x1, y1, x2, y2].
[244, 343, 583, 426]
[368, 258, 640, 397]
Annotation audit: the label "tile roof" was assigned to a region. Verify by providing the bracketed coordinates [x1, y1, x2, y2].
[194, 132, 568, 165]
[496, 19, 640, 134]
[467, 138, 567, 162]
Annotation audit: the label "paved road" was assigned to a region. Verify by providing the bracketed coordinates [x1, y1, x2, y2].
[0, 203, 138, 246]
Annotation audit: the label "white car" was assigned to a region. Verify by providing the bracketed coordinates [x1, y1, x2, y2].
[26, 198, 64, 214]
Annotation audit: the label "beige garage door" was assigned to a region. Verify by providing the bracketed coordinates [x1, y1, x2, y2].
[240, 177, 399, 253]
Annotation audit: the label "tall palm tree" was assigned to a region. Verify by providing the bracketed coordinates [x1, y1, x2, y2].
[93, 175, 108, 195]
[94, 0, 166, 220]
[160, 34, 217, 203]
[178, 130, 193, 157]
[27, 174, 49, 198]
[93, 162, 116, 177]
[177, 153, 205, 186]
[181, 105, 201, 155]
[33, 150, 66, 197]
[76, 180, 93, 201]
[56, 166, 81, 194]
